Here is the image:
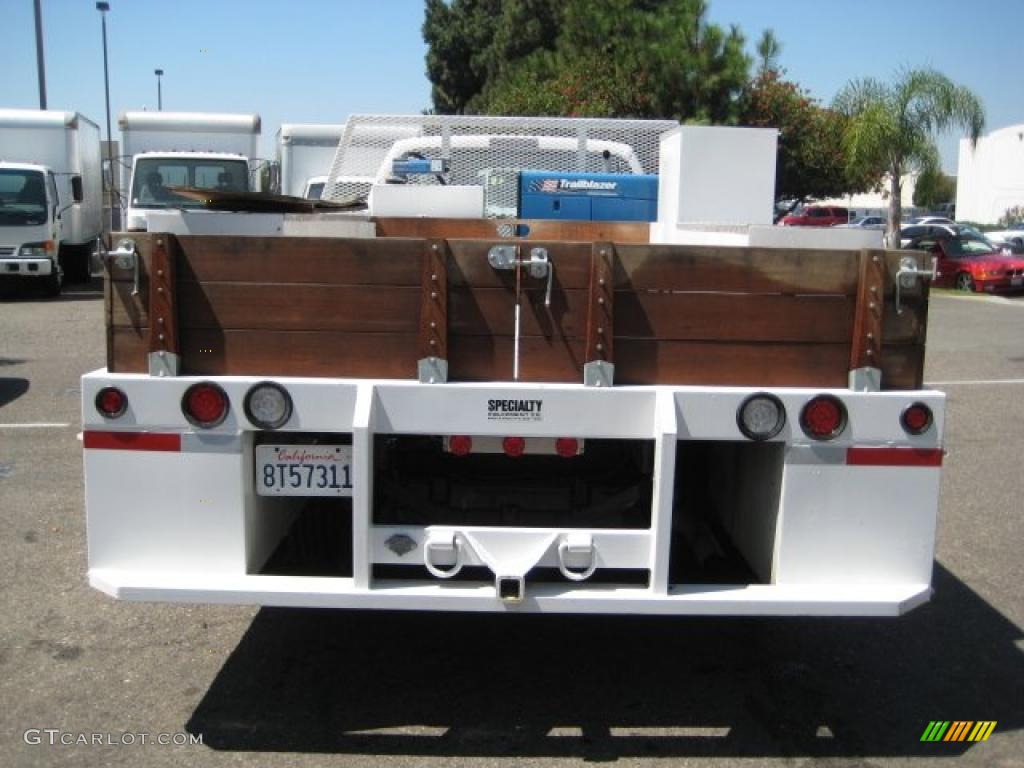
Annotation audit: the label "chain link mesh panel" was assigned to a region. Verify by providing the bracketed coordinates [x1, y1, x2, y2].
[322, 115, 677, 217]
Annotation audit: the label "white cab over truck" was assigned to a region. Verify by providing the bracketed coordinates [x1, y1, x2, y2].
[0, 109, 102, 291]
[119, 111, 261, 231]
[276, 123, 344, 198]
[84, 117, 943, 617]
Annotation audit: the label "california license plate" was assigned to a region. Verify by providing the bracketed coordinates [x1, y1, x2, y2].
[255, 444, 353, 496]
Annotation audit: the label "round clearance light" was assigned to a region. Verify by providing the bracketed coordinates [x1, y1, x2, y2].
[95, 386, 128, 419]
[244, 382, 292, 430]
[737, 393, 786, 441]
[502, 436, 526, 458]
[901, 402, 933, 435]
[800, 395, 847, 441]
[182, 382, 229, 428]
[555, 437, 579, 458]
[448, 435, 472, 457]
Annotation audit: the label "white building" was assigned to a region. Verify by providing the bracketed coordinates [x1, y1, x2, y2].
[956, 124, 1024, 224]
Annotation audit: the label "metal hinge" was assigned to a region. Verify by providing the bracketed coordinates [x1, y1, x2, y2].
[894, 255, 936, 315]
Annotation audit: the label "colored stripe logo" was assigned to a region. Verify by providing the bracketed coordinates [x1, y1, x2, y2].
[921, 721, 997, 742]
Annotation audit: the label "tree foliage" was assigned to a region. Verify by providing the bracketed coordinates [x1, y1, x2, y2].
[740, 70, 875, 203]
[912, 165, 956, 209]
[423, 0, 751, 122]
[834, 68, 985, 243]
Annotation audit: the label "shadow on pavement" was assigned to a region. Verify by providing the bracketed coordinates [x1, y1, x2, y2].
[0, 275, 102, 301]
[186, 563, 1022, 759]
[0, 378, 30, 408]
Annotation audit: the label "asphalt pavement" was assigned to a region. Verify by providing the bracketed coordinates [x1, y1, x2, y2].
[0, 278, 1021, 768]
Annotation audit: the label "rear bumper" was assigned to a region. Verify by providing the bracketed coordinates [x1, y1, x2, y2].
[89, 569, 933, 617]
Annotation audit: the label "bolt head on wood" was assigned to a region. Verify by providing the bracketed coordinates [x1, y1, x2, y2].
[598, 297, 605, 305]
[431, 291, 438, 300]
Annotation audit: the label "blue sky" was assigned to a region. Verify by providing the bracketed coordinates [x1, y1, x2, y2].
[2, 0, 1022, 172]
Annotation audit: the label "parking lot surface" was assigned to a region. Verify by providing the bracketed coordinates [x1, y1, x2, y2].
[1, 280, 1022, 768]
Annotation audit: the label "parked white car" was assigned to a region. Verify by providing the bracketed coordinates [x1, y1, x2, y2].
[985, 223, 1024, 250]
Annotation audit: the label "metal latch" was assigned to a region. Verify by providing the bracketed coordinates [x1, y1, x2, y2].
[894, 255, 936, 314]
[488, 245, 555, 380]
[101, 238, 140, 296]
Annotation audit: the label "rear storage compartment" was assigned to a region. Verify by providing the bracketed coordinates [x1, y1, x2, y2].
[670, 441, 783, 586]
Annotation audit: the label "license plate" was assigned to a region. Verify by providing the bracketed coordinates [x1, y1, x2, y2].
[255, 444, 353, 496]
[1012, 276, 1022, 286]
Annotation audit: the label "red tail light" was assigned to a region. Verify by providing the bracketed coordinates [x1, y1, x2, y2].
[901, 402, 933, 435]
[95, 387, 127, 418]
[555, 437, 579, 457]
[448, 435, 472, 456]
[182, 382, 229, 428]
[800, 395, 846, 441]
[502, 436, 526, 457]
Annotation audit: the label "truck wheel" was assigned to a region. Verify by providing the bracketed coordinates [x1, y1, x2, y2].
[955, 272, 975, 292]
[43, 269, 63, 298]
[59, 244, 91, 284]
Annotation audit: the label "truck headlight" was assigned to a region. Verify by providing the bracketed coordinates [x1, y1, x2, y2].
[19, 241, 56, 257]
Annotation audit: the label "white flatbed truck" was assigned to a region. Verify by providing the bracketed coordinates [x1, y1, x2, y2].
[82, 117, 941, 616]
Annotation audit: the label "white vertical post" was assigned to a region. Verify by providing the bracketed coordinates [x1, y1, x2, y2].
[648, 389, 679, 594]
[351, 382, 376, 589]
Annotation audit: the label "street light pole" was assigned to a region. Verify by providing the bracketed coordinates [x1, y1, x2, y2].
[33, 0, 47, 109]
[96, 2, 116, 232]
[155, 69, 163, 110]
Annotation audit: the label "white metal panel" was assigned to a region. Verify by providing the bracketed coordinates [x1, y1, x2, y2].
[85, 449, 246, 573]
[657, 126, 778, 228]
[775, 463, 941, 585]
[368, 184, 484, 218]
[749, 225, 883, 250]
[369, 382, 657, 439]
[276, 123, 345, 197]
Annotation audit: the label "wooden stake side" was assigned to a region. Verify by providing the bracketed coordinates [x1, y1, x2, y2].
[147, 234, 179, 360]
[585, 243, 615, 366]
[849, 249, 886, 373]
[418, 239, 448, 366]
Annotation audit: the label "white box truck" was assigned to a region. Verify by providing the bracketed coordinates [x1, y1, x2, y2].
[276, 123, 344, 198]
[0, 109, 102, 292]
[118, 111, 261, 231]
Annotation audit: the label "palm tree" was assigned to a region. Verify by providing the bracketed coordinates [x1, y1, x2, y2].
[834, 68, 984, 246]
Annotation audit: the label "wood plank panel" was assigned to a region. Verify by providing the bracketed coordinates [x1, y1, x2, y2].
[448, 336, 585, 383]
[849, 249, 885, 371]
[613, 244, 861, 295]
[108, 236, 424, 286]
[615, 291, 855, 343]
[374, 217, 650, 243]
[585, 243, 615, 365]
[615, 340, 852, 388]
[448, 287, 584, 338]
[879, 345, 926, 390]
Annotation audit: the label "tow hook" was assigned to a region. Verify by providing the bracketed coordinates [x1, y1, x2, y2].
[558, 533, 597, 581]
[423, 532, 464, 579]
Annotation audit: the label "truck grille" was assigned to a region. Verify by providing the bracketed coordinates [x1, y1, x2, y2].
[0, 246, 15, 256]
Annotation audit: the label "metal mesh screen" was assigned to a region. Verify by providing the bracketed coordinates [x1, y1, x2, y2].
[322, 115, 677, 217]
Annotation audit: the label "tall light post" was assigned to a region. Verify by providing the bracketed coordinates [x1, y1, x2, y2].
[155, 68, 163, 110]
[33, 0, 47, 109]
[96, 2, 116, 231]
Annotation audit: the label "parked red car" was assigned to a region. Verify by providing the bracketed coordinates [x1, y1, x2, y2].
[907, 234, 1024, 293]
[780, 205, 850, 227]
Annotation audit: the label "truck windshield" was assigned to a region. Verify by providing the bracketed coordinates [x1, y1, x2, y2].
[131, 158, 249, 208]
[0, 169, 48, 226]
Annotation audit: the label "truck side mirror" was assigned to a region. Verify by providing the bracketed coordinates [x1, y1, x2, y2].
[71, 175, 84, 203]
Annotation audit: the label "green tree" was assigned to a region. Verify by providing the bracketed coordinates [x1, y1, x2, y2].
[834, 68, 985, 244]
[423, 0, 562, 114]
[912, 165, 956, 210]
[740, 70, 875, 204]
[424, 0, 751, 123]
[755, 28, 782, 76]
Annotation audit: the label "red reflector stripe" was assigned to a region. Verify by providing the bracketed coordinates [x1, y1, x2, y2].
[83, 431, 181, 452]
[846, 447, 943, 467]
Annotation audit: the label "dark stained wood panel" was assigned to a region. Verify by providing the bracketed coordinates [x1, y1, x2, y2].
[613, 244, 862, 295]
[374, 217, 650, 243]
[446, 241, 593, 289]
[615, 341, 852, 388]
[448, 336, 585, 383]
[419, 240, 448, 362]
